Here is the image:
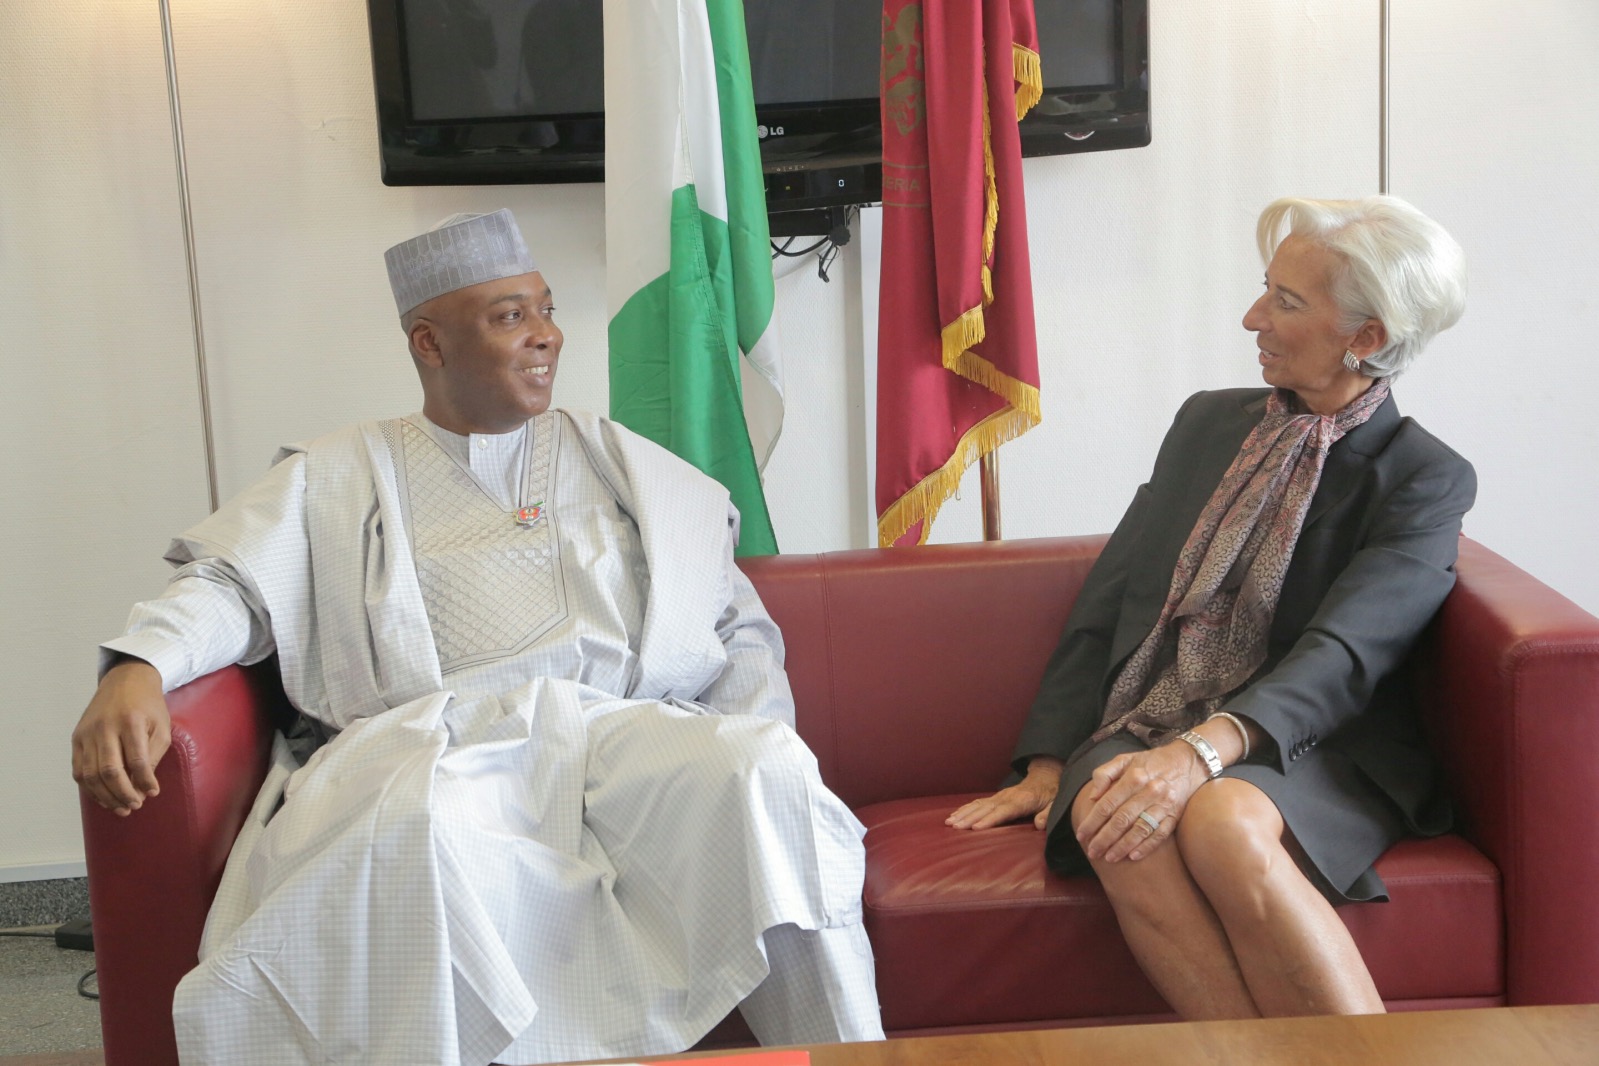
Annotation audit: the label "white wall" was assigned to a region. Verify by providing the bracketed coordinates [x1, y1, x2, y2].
[2, 0, 1595, 875]
[0, 2, 211, 876]
[1387, 0, 1599, 609]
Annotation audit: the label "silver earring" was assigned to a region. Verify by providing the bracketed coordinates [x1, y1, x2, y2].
[1342, 350, 1362, 373]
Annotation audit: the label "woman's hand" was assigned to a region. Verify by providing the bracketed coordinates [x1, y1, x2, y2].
[946, 755, 1064, 830]
[1075, 742, 1210, 863]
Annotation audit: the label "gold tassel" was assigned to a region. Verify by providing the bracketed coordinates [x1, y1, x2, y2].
[877, 404, 1042, 547]
[981, 78, 999, 306]
[945, 349, 1043, 420]
[941, 305, 986, 369]
[1013, 44, 1042, 120]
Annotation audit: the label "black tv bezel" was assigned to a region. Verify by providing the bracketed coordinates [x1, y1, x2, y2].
[367, 0, 1149, 213]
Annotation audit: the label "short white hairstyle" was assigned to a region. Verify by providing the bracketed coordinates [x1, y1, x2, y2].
[1256, 196, 1467, 378]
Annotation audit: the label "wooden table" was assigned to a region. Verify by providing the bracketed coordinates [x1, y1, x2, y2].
[33, 1007, 1590, 1066]
[602, 1006, 1599, 1066]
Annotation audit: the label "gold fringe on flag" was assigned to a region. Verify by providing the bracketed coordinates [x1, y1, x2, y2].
[877, 403, 1040, 547]
[945, 348, 1043, 420]
[938, 310, 1042, 423]
[1013, 43, 1042, 120]
[940, 305, 986, 369]
[980, 76, 998, 307]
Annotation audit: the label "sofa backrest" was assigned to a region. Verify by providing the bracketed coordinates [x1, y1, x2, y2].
[740, 536, 1104, 809]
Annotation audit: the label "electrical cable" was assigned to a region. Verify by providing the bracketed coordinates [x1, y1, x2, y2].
[770, 205, 858, 281]
[817, 240, 843, 282]
[772, 235, 830, 258]
[0, 928, 99, 998]
[816, 206, 856, 282]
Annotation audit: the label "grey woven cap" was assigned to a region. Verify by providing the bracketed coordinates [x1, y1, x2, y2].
[384, 209, 538, 316]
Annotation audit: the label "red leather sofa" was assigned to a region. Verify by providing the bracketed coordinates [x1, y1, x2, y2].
[81, 536, 1599, 1064]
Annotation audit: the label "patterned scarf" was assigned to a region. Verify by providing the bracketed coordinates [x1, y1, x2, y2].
[1091, 379, 1391, 747]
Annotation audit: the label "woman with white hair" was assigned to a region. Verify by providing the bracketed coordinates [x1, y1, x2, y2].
[948, 195, 1474, 1017]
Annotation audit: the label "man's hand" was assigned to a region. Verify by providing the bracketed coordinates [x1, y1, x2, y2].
[71, 658, 171, 816]
[946, 755, 1065, 831]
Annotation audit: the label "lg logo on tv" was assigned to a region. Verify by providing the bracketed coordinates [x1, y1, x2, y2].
[757, 125, 786, 139]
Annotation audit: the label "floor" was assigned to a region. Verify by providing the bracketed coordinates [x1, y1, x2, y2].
[0, 929, 101, 1063]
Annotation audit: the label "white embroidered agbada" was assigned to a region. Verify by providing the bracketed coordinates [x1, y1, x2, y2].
[104, 409, 870, 1066]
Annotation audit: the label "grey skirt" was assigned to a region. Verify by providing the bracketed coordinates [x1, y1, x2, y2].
[1042, 732, 1409, 904]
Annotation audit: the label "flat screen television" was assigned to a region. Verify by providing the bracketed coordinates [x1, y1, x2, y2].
[367, 0, 1149, 217]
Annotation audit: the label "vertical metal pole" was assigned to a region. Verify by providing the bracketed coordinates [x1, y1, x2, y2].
[160, 0, 221, 512]
[980, 451, 1002, 541]
[1379, 0, 1391, 195]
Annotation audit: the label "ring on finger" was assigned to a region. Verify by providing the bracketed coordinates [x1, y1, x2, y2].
[1136, 810, 1161, 834]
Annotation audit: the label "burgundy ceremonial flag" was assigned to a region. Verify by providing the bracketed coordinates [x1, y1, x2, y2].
[877, 0, 1043, 546]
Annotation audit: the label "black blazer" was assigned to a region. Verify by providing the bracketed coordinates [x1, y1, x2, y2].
[1012, 388, 1476, 826]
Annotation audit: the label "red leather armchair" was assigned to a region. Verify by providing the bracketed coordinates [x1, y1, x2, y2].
[81, 536, 1599, 1063]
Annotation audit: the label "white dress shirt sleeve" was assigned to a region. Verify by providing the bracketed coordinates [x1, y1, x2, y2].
[691, 531, 795, 725]
[99, 560, 276, 693]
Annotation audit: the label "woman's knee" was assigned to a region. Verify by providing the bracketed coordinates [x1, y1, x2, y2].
[1068, 779, 1098, 833]
[1069, 783, 1195, 915]
[1175, 779, 1288, 899]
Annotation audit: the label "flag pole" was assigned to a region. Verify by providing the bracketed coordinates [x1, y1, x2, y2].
[980, 451, 1002, 540]
[160, 0, 220, 514]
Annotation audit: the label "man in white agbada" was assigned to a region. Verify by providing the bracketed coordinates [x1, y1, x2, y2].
[71, 210, 885, 1065]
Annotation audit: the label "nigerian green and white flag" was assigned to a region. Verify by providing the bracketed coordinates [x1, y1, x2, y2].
[604, 0, 784, 557]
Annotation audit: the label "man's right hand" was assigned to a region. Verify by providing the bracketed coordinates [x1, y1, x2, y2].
[944, 755, 1065, 831]
[71, 658, 171, 816]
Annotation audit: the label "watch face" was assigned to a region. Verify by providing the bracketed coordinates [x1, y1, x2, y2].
[1180, 731, 1223, 777]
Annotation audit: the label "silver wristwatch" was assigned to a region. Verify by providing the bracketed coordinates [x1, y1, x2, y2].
[1176, 730, 1224, 779]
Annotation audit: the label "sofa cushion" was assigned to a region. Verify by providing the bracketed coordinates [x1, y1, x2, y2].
[860, 794, 1504, 1031]
[1343, 835, 1504, 1000]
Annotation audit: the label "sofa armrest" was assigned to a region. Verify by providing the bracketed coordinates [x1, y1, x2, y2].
[1423, 538, 1599, 1006]
[81, 661, 287, 1066]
